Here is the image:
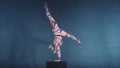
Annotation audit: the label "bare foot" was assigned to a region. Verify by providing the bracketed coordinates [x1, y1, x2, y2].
[77, 39, 82, 45]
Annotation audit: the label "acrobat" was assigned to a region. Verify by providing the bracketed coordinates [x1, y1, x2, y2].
[44, 2, 81, 61]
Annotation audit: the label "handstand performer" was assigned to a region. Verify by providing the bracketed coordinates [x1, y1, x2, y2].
[44, 2, 81, 61]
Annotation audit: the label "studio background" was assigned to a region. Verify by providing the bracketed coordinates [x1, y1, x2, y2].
[0, 0, 120, 68]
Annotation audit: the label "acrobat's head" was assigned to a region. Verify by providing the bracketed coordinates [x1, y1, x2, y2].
[48, 44, 54, 51]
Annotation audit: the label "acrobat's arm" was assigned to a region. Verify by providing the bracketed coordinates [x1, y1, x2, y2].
[44, 2, 56, 27]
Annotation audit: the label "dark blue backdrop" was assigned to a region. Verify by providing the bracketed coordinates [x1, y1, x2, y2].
[0, 0, 120, 68]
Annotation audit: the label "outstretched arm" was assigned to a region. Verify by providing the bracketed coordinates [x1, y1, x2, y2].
[61, 30, 81, 44]
[44, 2, 56, 27]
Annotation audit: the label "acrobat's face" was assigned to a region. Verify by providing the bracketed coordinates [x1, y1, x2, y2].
[49, 45, 54, 51]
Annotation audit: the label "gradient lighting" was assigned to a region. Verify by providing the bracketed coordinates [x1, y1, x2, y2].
[0, 0, 120, 68]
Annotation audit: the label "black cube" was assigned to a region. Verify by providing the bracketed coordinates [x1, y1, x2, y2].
[46, 61, 67, 68]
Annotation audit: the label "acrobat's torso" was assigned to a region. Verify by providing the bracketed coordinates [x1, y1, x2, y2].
[52, 23, 62, 36]
[52, 23, 63, 46]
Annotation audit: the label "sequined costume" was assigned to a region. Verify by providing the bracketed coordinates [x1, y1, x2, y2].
[45, 3, 81, 61]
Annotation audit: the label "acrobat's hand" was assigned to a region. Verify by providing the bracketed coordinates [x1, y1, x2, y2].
[77, 39, 82, 45]
[44, 2, 48, 9]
